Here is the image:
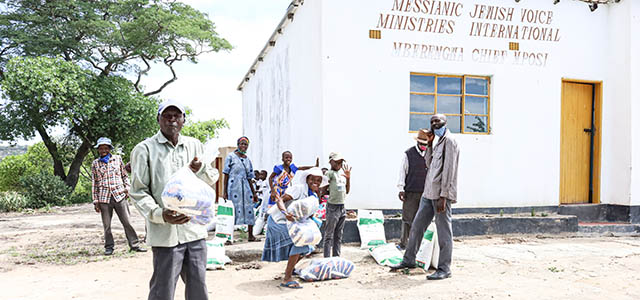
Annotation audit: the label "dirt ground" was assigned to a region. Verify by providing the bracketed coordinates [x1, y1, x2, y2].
[1, 203, 639, 300]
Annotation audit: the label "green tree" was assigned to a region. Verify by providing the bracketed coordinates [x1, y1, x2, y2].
[0, 0, 231, 190]
[181, 119, 230, 144]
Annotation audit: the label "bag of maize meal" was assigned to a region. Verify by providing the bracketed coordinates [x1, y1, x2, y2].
[357, 209, 386, 249]
[214, 199, 235, 242]
[161, 167, 216, 225]
[206, 237, 231, 270]
[415, 223, 439, 270]
[368, 243, 403, 266]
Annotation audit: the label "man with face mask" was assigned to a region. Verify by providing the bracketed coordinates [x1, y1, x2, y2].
[396, 128, 432, 250]
[390, 114, 460, 281]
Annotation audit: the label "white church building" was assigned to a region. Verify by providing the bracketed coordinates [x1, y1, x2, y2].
[238, 0, 640, 221]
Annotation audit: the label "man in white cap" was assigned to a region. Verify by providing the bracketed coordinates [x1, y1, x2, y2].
[323, 152, 351, 258]
[129, 100, 219, 300]
[92, 137, 145, 255]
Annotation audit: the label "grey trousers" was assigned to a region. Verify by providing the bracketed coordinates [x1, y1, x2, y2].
[402, 197, 453, 273]
[149, 239, 208, 300]
[99, 197, 139, 250]
[323, 203, 346, 257]
[400, 192, 421, 248]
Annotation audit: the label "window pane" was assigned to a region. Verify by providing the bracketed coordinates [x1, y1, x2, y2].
[437, 77, 462, 94]
[445, 116, 461, 133]
[409, 114, 432, 131]
[410, 75, 435, 93]
[464, 115, 488, 133]
[410, 94, 435, 113]
[465, 77, 488, 95]
[437, 96, 461, 114]
[465, 96, 488, 114]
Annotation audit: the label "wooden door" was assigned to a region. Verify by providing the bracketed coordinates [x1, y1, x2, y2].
[560, 82, 593, 204]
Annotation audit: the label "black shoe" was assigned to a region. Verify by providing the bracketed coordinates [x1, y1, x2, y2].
[427, 270, 451, 280]
[130, 247, 148, 253]
[104, 248, 114, 256]
[389, 262, 416, 271]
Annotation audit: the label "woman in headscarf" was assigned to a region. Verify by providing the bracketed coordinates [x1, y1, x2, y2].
[262, 167, 324, 289]
[223, 136, 259, 242]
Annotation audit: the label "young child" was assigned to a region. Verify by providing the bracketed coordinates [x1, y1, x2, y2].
[323, 152, 351, 258]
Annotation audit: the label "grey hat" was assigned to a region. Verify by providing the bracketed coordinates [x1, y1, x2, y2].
[95, 137, 113, 149]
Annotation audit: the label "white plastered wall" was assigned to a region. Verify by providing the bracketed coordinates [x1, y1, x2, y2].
[319, 0, 621, 209]
[242, 1, 324, 172]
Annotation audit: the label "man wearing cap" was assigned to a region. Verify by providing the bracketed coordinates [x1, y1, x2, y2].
[129, 100, 219, 300]
[390, 114, 460, 281]
[323, 152, 351, 257]
[91, 137, 145, 255]
[396, 128, 432, 250]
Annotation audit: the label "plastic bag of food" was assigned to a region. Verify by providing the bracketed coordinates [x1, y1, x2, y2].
[297, 257, 356, 282]
[287, 196, 319, 220]
[287, 218, 322, 247]
[162, 167, 216, 225]
[357, 209, 386, 249]
[369, 243, 403, 266]
[206, 237, 231, 270]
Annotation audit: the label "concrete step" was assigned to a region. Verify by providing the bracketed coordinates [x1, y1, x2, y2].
[338, 214, 579, 244]
[578, 222, 640, 234]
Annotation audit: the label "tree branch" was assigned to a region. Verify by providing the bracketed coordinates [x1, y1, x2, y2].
[35, 125, 66, 180]
[135, 55, 151, 93]
[143, 61, 177, 96]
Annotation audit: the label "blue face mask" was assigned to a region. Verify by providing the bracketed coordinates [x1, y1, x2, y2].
[434, 126, 446, 137]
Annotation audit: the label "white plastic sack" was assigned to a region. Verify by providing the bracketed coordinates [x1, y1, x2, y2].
[297, 257, 356, 282]
[415, 223, 439, 270]
[369, 243, 403, 266]
[162, 167, 216, 225]
[287, 196, 319, 220]
[215, 198, 235, 242]
[357, 209, 386, 249]
[287, 218, 322, 247]
[253, 209, 267, 236]
[206, 237, 231, 270]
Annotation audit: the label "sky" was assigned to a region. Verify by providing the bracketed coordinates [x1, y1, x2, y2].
[1, 0, 291, 147]
[143, 0, 292, 146]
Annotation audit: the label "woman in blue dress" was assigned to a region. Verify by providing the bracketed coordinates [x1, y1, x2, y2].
[223, 136, 259, 242]
[262, 167, 324, 289]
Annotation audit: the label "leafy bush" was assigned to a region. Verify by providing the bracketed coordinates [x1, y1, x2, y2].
[0, 142, 54, 192]
[0, 191, 28, 212]
[19, 172, 72, 209]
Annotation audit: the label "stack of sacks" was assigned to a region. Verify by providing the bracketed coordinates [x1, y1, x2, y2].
[162, 167, 216, 225]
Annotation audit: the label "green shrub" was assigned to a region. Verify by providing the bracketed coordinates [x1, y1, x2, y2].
[19, 172, 72, 209]
[0, 142, 54, 192]
[0, 191, 28, 212]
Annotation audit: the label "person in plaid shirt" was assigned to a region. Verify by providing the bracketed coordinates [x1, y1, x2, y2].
[92, 137, 146, 255]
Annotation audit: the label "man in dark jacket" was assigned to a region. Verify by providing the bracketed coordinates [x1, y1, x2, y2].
[397, 128, 432, 249]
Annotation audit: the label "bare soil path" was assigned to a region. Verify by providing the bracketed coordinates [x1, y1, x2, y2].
[1, 203, 639, 300]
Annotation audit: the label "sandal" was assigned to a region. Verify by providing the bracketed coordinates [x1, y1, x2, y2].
[248, 237, 262, 242]
[279, 280, 302, 289]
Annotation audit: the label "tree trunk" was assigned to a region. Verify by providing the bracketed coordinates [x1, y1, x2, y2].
[36, 126, 66, 180]
[64, 140, 91, 190]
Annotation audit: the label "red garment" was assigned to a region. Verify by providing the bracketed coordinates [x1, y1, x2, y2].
[91, 155, 130, 204]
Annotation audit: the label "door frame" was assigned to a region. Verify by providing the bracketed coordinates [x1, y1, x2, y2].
[560, 78, 602, 204]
